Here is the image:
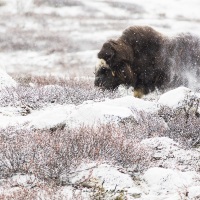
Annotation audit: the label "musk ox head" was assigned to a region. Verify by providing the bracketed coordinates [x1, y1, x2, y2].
[94, 39, 137, 90]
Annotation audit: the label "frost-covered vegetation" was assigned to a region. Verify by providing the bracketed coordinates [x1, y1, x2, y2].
[0, 77, 200, 199]
[1, 0, 200, 199]
[0, 124, 149, 182]
[0, 76, 121, 108]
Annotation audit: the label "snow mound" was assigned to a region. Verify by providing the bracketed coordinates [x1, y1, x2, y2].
[0, 95, 159, 130]
[69, 163, 141, 195]
[0, 68, 17, 90]
[66, 96, 158, 128]
[28, 104, 75, 130]
[158, 87, 199, 109]
[142, 167, 200, 199]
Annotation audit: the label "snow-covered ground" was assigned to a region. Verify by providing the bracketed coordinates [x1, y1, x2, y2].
[0, 66, 200, 199]
[1, 0, 200, 76]
[0, 0, 200, 199]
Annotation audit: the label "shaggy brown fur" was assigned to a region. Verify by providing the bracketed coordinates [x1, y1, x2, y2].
[94, 26, 200, 97]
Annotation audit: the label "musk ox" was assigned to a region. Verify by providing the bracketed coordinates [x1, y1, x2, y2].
[94, 26, 200, 97]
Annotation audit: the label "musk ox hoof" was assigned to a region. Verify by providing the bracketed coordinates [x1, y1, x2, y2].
[94, 26, 200, 97]
[133, 88, 144, 98]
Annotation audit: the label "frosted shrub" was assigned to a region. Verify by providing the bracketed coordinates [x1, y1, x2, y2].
[118, 111, 168, 142]
[158, 104, 200, 148]
[0, 124, 150, 185]
[0, 77, 121, 108]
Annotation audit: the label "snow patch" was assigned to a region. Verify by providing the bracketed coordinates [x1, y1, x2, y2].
[28, 104, 75, 130]
[0, 68, 17, 90]
[70, 163, 138, 192]
[0, 95, 159, 130]
[66, 96, 158, 127]
[142, 167, 200, 197]
[158, 87, 199, 109]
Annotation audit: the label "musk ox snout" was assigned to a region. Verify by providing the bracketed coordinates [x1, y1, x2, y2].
[94, 59, 121, 90]
[94, 77, 102, 87]
[94, 75, 119, 90]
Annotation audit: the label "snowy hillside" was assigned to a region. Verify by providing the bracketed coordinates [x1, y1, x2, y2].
[0, 0, 200, 199]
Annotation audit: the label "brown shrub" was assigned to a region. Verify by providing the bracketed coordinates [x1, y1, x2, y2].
[0, 124, 150, 185]
[0, 76, 121, 108]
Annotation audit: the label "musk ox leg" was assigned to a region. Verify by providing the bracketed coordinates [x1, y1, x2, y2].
[133, 82, 155, 98]
[133, 88, 144, 98]
[133, 78, 153, 98]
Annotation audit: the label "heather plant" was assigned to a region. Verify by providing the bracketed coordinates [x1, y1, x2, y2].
[0, 184, 67, 200]
[119, 112, 167, 141]
[0, 76, 121, 109]
[0, 124, 150, 185]
[158, 94, 200, 148]
[118, 101, 200, 149]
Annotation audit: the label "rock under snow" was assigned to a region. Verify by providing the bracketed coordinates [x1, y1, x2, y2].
[158, 87, 200, 109]
[69, 163, 141, 195]
[0, 95, 159, 130]
[142, 167, 200, 200]
[28, 104, 75, 130]
[66, 96, 158, 127]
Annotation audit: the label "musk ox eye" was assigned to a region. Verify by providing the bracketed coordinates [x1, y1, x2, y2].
[100, 67, 109, 74]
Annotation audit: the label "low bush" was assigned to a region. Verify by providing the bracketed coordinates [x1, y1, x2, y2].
[0, 124, 150, 185]
[0, 76, 121, 108]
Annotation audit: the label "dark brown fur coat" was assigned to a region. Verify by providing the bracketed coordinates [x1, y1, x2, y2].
[95, 26, 200, 97]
